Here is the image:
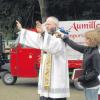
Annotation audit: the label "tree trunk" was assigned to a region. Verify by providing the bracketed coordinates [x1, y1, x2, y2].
[38, 0, 47, 22]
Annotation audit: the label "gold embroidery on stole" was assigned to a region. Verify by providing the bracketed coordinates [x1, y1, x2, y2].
[43, 53, 52, 90]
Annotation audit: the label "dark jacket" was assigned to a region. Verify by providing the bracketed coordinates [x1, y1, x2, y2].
[63, 36, 100, 88]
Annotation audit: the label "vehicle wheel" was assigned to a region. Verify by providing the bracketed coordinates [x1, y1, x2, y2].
[1, 71, 17, 85]
[74, 81, 84, 90]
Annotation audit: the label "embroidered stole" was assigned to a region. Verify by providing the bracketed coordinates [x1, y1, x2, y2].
[41, 52, 52, 90]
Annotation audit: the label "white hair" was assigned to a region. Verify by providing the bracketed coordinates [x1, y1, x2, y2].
[46, 16, 59, 27]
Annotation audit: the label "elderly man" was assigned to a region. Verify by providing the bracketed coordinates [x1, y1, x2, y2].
[16, 16, 70, 100]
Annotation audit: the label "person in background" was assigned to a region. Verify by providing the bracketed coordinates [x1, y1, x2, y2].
[60, 29, 100, 100]
[16, 16, 70, 100]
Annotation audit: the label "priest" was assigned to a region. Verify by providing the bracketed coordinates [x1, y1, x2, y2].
[16, 16, 70, 100]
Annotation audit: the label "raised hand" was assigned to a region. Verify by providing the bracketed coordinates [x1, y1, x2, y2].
[16, 20, 22, 30]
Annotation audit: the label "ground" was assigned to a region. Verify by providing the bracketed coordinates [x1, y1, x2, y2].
[0, 78, 85, 100]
